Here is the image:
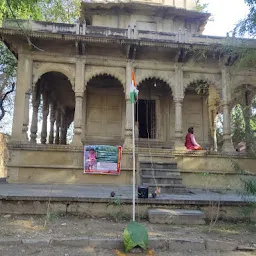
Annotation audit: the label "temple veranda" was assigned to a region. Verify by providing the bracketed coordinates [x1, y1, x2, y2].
[1, 1, 256, 190]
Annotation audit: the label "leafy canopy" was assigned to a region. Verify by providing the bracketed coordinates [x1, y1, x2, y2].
[235, 0, 256, 37]
[0, 0, 80, 124]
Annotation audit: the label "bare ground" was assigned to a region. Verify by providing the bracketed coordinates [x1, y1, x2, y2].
[0, 214, 255, 256]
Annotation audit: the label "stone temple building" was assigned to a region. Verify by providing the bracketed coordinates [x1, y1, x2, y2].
[1, 0, 256, 191]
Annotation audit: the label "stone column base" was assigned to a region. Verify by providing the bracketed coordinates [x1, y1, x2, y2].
[123, 137, 133, 150]
[71, 130, 83, 146]
[174, 139, 186, 151]
[222, 140, 235, 153]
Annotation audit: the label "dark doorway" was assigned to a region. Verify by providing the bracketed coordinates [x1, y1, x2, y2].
[136, 99, 156, 139]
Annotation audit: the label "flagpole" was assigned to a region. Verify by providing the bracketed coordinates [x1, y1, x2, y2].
[132, 99, 136, 222]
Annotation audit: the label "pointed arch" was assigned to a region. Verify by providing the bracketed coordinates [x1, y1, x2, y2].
[33, 62, 75, 89]
[84, 66, 125, 92]
[136, 69, 175, 92]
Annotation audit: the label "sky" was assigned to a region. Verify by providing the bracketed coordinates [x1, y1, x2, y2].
[201, 0, 249, 37]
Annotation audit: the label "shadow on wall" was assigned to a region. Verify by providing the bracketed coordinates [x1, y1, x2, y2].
[0, 133, 9, 178]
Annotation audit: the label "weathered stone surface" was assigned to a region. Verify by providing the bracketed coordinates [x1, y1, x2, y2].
[50, 237, 89, 247]
[148, 208, 206, 225]
[148, 238, 169, 249]
[169, 238, 205, 252]
[22, 239, 50, 246]
[0, 239, 22, 245]
[205, 239, 238, 251]
[88, 238, 123, 249]
[237, 246, 256, 251]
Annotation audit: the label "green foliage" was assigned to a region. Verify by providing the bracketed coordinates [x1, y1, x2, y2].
[0, 0, 42, 22]
[123, 221, 148, 253]
[0, 0, 81, 123]
[231, 104, 245, 146]
[194, 0, 209, 13]
[37, 0, 80, 23]
[46, 212, 58, 221]
[234, 0, 256, 37]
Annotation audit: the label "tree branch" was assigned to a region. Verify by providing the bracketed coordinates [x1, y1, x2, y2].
[0, 82, 15, 121]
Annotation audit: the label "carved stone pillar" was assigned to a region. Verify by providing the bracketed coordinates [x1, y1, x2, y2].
[174, 98, 185, 150]
[22, 89, 31, 141]
[49, 103, 56, 144]
[72, 92, 83, 145]
[12, 55, 32, 141]
[222, 102, 234, 152]
[30, 85, 40, 144]
[123, 61, 133, 149]
[41, 91, 49, 144]
[174, 64, 185, 150]
[55, 109, 61, 144]
[60, 111, 67, 145]
[72, 59, 85, 145]
[221, 67, 235, 152]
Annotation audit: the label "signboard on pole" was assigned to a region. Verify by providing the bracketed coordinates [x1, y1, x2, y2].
[84, 145, 122, 175]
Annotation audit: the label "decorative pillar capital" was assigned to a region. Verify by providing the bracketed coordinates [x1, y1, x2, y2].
[174, 97, 184, 104]
[75, 91, 83, 98]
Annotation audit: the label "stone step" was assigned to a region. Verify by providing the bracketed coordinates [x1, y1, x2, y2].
[143, 183, 187, 194]
[141, 175, 183, 185]
[148, 209, 206, 225]
[140, 162, 177, 169]
[139, 156, 176, 163]
[0, 178, 7, 184]
[141, 168, 180, 176]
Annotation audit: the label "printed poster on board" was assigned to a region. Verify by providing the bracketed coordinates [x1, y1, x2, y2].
[84, 145, 122, 175]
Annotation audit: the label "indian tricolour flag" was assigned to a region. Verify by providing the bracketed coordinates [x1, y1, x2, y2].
[130, 70, 139, 103]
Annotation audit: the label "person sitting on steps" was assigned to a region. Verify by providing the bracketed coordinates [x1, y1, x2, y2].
[185, 127, 203, 150]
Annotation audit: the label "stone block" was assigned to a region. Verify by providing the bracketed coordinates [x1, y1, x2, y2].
[22, 239, 50, 246]
[0, 239, 22, 245]
[205, 239, 237, 251]
[148, 208, 206, 225]
[169, 238, 205, 252]
[148, 238, 169, 249]
[50, 237, 89, 247]
[88, 238, 123, 249]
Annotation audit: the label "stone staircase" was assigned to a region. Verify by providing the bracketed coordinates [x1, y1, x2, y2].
[140, 159, 187, 194]
[0, 178, 7, 184]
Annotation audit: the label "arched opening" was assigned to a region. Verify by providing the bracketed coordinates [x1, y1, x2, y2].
[83, 74, 125, 145]
[184, 80, 221, 150]
[136, 78, 172, 146]
[30, 72, 75, 145]
[231, 84, 256, 152]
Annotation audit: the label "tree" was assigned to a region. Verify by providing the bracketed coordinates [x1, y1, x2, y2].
[0, 0, 80, 128]
[234, 0, 256, 37]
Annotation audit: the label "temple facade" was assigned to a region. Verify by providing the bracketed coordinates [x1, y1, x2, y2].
[1, 0, 256, 189]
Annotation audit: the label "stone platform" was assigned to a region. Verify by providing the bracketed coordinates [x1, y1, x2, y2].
[0, 184, 255, 220]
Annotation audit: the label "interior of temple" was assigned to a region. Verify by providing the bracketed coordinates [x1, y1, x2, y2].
[30, 72, 75, 145]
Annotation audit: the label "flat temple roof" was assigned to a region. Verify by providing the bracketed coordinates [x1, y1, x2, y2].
[81, 1, 211, 21]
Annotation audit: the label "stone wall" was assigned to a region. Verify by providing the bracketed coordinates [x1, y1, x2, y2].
[0, 133, 9, 178]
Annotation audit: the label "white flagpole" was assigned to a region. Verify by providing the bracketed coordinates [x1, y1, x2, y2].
[132, 99, 136, 222]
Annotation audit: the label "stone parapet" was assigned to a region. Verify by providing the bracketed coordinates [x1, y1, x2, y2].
[2, 19, 256, 48]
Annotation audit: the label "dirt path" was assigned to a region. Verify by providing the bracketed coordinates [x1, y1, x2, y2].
[0, 214, 255, 256]
[1, 214, 255, 245]
[0, 245, 255, 256]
